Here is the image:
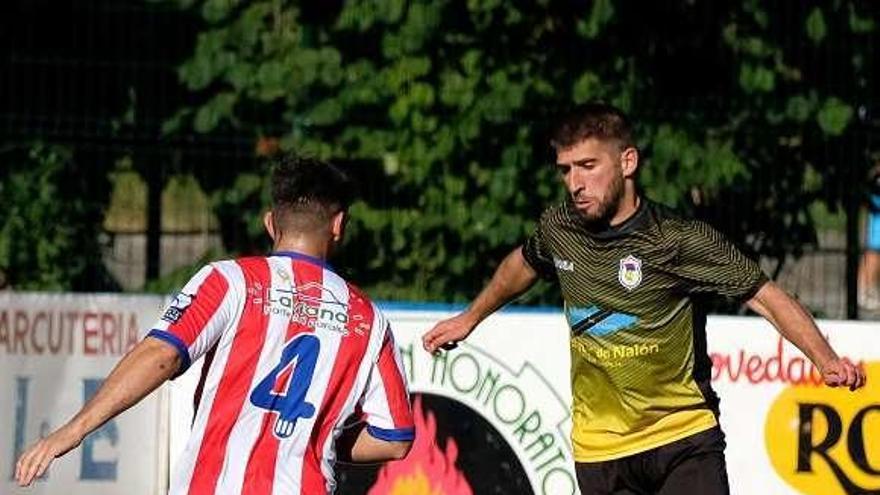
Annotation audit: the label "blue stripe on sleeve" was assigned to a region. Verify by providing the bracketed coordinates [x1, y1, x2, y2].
[366, 425, 415, 442]
[146, 329, 191, 378]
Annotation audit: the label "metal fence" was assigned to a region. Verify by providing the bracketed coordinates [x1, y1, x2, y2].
[2, 1, 878, 319]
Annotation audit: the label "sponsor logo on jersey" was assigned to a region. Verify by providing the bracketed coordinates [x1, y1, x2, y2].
[554, 256, 575, 272]
[566, 305, 639, 337]
[161, 292, 194, 323]
[251, 282, 366, 336]
[618, 255, 642, 290]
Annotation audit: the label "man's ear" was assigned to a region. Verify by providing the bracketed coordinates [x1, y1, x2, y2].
[263, 210, 277, 242]
[331, 210, 347, 242]
[621, 147, 639, 178]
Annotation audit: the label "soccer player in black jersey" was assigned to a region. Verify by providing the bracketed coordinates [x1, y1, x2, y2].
[423, 103, 866, 495]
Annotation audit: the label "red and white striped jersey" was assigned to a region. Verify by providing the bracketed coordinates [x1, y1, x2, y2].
[147, 251, 414, 495]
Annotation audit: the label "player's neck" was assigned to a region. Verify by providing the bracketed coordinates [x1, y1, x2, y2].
[272, 235, 332, 261]
[608, 188, 641, 227]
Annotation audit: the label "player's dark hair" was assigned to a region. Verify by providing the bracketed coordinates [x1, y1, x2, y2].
[271, 155, 354, 233]
[551, 102, 635, 151]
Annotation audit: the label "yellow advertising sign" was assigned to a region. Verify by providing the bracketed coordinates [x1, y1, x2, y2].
[765, 362, 879, 494]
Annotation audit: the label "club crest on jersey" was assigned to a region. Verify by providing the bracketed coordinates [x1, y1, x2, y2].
[161, 292, 194, 323]
[618, 255, 642, 290]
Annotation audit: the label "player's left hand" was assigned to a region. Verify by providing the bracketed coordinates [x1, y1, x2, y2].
[821, 358, 866, 391]
[15, 425, 83, 487]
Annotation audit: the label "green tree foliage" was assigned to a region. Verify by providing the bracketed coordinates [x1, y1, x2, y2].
[166, 0, 877, 302]
[0, 144, 116, 291]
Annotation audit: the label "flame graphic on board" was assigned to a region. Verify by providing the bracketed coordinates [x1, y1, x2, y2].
[367, 396, 473, 495]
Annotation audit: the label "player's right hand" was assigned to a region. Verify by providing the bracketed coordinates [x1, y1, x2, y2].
[821, 357, 866, 391]
[422, 312, 478, 353]
[15, 425, 82, 487]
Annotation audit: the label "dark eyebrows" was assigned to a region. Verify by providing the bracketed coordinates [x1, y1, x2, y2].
[556, 158, 598, 168]
[572, 158, 597, 167]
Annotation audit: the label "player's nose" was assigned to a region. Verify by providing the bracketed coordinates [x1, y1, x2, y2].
[566, 168, 590, 191]
[568, 178, 587, 198]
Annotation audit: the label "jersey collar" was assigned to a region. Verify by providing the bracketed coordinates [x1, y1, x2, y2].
[270, 250, 335, 271]
[567, 196, 650, 239]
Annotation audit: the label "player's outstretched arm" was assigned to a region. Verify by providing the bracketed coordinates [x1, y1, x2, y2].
[15, 337, 181, 487]
[422, 246, 538, 353]
[746, 281, 866, 391]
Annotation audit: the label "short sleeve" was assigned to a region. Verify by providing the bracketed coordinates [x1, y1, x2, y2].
[146, 264, 235, 377]
[522, 219, 556, 280]
[676, 221, 768, 300]
[359, 328, 415, 442]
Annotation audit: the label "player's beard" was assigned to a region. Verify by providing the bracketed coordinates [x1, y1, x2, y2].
[577, 170, 625, 225]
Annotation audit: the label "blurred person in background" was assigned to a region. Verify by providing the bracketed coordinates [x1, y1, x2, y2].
[423, 102, 866, 495]
[858, 161, 880, 312]
[16, 156, 414, 494]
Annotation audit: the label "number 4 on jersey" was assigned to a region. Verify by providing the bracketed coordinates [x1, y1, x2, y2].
[250, 334, 320, 439]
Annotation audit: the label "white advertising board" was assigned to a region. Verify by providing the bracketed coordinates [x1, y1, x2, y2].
[0, 292, 167, 495]
[2, 293, 877, 495]
[709, 316, 880, 495]
[167, 305, 880, 495]
[376, 309, 880, 495]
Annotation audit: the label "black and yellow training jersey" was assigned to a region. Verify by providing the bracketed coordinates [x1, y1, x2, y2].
[522, 198, 767, 462]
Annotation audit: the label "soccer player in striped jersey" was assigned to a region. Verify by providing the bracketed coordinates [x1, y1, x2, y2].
[423, 103, 865, 494]
[16, 156, 414, 494]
